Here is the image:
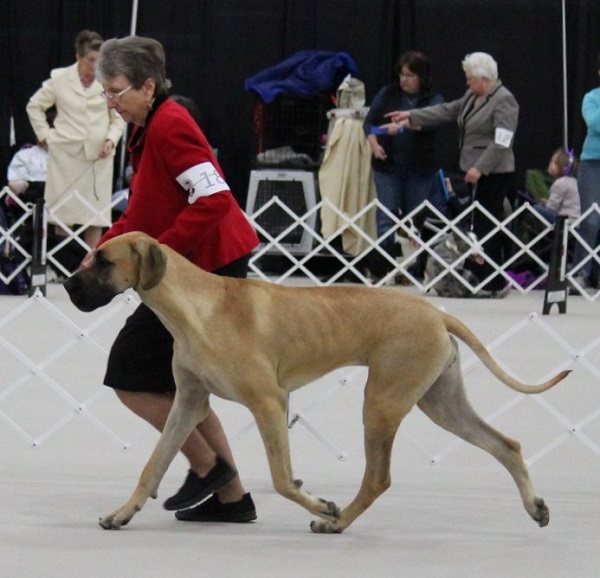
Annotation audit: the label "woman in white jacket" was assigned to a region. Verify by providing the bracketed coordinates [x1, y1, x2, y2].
[26, 29, 125, 251]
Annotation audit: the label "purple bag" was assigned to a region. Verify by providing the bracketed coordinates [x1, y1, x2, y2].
[0, 254, 29, 295]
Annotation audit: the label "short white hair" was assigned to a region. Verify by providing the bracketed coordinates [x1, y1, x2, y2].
[462, 52, 498, 81]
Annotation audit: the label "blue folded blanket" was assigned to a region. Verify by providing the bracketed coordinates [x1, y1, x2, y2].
[245, 49, 358, 102]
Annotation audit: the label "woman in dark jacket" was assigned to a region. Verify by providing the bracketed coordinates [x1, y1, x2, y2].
[363, 51, 444, 266]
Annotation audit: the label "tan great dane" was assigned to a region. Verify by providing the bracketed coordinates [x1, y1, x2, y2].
[63, 231, 569, 533]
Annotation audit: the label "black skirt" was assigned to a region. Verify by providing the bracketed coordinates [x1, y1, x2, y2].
[104, 253, 250, 392]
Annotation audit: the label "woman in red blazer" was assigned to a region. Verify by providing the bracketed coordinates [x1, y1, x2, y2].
[92, 35, 259, 523]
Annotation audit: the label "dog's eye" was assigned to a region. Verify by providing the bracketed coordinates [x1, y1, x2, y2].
[95, 251, 111, 267]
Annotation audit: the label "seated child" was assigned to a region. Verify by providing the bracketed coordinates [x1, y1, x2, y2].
[533, 148, 580, 224]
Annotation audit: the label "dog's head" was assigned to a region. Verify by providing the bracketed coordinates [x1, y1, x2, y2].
[63, 232, 167, 312]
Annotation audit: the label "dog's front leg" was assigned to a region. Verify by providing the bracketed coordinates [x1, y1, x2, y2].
[250, 394, 340, 525]
[99, 385, 210, 529]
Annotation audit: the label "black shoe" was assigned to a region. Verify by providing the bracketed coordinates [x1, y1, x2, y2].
[175, 492, 257, 523]
[163, 457, 237, 511]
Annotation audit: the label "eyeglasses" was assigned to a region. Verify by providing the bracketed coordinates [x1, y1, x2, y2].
[101, 85, 133, 102]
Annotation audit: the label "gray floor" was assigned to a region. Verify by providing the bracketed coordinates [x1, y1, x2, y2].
[1, 284, 600, 577]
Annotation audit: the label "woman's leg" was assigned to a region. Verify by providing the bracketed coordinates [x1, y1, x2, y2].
[574, 160, 600, 281]
[373, 170, 401, 247]
[196, 409, 248, 502]
[401, 172, 439, 279]
[469, 173, 513, 292]
[365, 170, 402, 277]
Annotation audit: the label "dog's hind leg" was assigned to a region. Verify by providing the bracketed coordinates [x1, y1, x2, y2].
[310, 379, 409, 534]
[99, 379, 210, 529]
[310, 335, 452, 535]
[417, 341, 549, 527]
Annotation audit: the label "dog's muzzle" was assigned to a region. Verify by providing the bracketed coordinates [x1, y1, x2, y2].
[63, 271, 117, 312]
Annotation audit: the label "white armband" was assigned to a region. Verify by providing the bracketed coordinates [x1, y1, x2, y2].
[176, 162, 229, 204]
[494, 127, 514, 148]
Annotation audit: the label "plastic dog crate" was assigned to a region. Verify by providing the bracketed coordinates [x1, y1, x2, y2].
[246, 169, 317, 255]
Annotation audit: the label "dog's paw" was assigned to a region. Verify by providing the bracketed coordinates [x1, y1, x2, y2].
[98, 510, 134, 530]
[530, 496, 549, 527]
[318, 498, 340, 520]
[310, 519, 343, 534]
[99, 514, 122, 530]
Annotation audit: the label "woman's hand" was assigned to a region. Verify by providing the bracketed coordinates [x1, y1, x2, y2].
[367, 134, 387, 160]
[384, 110, 411, 124]
[464, 167, 482, 185]
[371, 142, 387, 160]
[99, 139, 115, 159]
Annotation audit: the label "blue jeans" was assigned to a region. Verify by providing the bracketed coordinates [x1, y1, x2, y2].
[373, 169, 440, 248]
[574, 160, 600, 280]
[533, 203, 557, 224]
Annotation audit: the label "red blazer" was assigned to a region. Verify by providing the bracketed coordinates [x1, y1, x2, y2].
[100, 98, 258, 272]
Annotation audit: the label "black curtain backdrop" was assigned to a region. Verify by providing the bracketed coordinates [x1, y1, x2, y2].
[3, 0, 600, 206]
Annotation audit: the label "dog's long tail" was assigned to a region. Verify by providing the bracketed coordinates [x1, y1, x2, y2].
[442, 312, 570, 394]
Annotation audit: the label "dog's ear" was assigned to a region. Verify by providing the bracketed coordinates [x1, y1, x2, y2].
[134, 237, 167, 291]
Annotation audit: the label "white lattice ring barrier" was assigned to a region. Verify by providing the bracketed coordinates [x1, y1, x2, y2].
[1, 286, 598, 473]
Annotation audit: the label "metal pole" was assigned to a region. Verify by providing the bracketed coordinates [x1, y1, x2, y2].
[130, 0, 139, 34]
[562, 0, 568, 148]
[28, 198, 47, 297]
[116, 0, 140, 189]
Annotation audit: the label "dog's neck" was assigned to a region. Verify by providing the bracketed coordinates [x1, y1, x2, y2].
[138, 248, 225, 341]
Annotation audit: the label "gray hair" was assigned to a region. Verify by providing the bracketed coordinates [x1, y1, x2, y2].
[462, 52, 498, 81]
[97, 35, 172, 97]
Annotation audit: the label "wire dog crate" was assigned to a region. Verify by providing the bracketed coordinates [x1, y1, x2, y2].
[252, 94, 332, 167]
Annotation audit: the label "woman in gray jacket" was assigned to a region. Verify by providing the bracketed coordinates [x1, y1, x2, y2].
[384, 52, 519, 295]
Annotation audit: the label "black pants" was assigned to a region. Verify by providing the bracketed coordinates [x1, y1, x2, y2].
[465, 172, 515, 291]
